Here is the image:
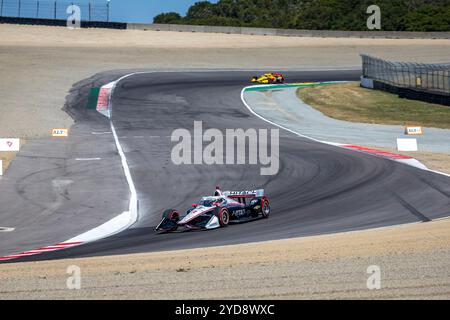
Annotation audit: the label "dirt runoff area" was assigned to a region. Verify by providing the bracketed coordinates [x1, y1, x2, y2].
[1, 23, 450, 139]
[364, 147, 450, 175]
[1, 218, 449, 299]
[1, 24, 450, 299]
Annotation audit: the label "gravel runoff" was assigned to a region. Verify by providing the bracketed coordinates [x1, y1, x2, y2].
[1, 25, 449, 300]
[1, 24, 450, 139]
[0, 218, 449, 299]
[244, 87, 450, 154]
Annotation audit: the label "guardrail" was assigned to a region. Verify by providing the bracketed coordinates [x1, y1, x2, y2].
[0, 0, 109, 21]
[362, 54, 450, 95]
[361, 55, 450, 106]
[0, 16, 126, 28]
[0, 0, 128, 28]
[127, 23, 450, 40]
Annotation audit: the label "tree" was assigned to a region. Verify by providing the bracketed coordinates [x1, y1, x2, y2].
[154, 12, 182, 24]
[152, 0, 450, 31]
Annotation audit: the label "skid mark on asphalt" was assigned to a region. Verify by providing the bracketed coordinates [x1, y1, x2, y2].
[417, 176, 450, 199]
[390, 191, 431, 222]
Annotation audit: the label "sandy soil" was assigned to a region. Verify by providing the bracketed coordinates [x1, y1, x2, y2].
[0, 140, 26, 174]
[410, 151, 450, 175]
[0, 152, 18, 174]
[1, 218, 449, 299]
[3, 24, 450, 50]
[1, 23, 450, 139]
[366, 147, 450, 175]
[295, 82, 450, 174]
[1, 24, 449, 299]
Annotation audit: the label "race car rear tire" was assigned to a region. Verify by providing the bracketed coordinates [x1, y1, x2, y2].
[218, 208, 230, 227]
[261, 200, 270, 218]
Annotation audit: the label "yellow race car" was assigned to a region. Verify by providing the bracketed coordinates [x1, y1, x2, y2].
[251, 73, 285, 84]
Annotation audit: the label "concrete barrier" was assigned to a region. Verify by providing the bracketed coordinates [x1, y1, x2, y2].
[127, 23, 450, 39]
[0, 16, 127, 29]
[360, 76, 374, 89]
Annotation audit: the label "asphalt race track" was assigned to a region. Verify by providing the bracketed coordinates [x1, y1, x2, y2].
[11, 70, 450, 262]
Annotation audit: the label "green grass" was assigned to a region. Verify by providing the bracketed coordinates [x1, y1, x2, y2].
[298, 82, 450, 129]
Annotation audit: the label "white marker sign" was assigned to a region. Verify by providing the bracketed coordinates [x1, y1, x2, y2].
[0, 139, 20, 152]
[397, 138, 418, 152]
[0, 160, 2, 176]
[52, 129, 69, 137]
[405, 126, 423, 136]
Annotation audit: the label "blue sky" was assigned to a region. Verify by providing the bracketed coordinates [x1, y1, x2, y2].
[0, 0, 219, 23]
[112, 0, 219, 23]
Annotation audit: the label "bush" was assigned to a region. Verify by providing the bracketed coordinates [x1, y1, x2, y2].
[153, 0, 450, 31]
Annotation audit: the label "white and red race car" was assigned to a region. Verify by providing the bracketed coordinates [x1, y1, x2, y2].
[155, 187, 270, 232]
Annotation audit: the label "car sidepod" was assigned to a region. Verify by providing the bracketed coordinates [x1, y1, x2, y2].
[178, 207, 222, 230]
[246, 196, 269, 217]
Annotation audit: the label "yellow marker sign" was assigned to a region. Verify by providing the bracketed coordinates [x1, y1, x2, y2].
[416, 77, 422, 87]
[405, 126, 423, 136]
[52, 129, 69, 137]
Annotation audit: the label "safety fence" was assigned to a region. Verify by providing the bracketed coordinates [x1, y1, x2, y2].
[361, 54, 450, 96]
[0, 0, 109, 22]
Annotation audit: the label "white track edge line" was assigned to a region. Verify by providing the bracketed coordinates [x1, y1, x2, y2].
[241, 84, 450, 179]
[110, 121, 138, 225]
[62, 73, 145, 245]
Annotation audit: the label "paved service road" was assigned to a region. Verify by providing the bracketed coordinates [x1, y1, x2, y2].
[245, 87, 450, 153]
[11, 70, 450, 262]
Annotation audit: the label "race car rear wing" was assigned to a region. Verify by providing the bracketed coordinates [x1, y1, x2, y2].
[223, 189, 264, 199]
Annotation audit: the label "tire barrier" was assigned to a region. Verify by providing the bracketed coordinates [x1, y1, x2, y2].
[369, 80, 450, 107]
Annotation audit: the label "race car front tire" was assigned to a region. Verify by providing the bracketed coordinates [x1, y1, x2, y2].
[156, 209, 180, 232]
[217, 208, 230, 227]
[162, 209, 179, 222]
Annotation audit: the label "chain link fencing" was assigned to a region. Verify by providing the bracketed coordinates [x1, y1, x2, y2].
[0, 0, 109, 22]
[361, 54, 450, 96]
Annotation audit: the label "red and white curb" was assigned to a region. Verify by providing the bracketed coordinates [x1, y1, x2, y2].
[241, 84, 449, 177]
[324, 143, 428, 170]
[96, 82, 115, 118]
[339, 144, 413, 160]
[0, 242, 83, 261]
[0, 75, 141, 263]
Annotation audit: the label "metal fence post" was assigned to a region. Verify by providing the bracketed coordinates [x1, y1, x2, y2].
[107, 1, 110, 22]
[0, 0, 3, 17]
[361, 55, 450, 96]
[18, 0, 21, 17]
[37, 1, 40, 18]
[89, 2, 91, 21]
[54, 0, 57, 19]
